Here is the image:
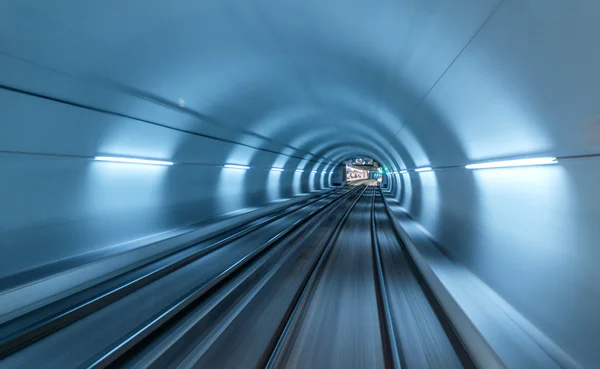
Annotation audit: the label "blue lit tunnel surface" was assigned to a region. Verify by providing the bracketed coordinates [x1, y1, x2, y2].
[1, 2, 599, 368]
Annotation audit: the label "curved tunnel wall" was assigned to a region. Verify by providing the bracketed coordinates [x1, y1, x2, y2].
[0, 87, 339, 276]
[2, 1, 600, 367]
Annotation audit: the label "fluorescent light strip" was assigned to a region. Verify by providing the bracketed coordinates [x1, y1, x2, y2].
[271, 167, 284, 172]
[224, 164, 250, 170]
[94, 156, 173, 166]
[415, 167, 433, 172]
[400, 170, 408, 174]
[465, 157, 558, 170]
[311, 170, 317, 173]
[296, 169, 304, 173]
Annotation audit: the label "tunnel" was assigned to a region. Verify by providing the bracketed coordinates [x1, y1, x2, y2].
[1, 1, 599, 368]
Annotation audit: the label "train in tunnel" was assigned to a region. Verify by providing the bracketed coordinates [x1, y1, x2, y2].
[1, 1, 599, 368]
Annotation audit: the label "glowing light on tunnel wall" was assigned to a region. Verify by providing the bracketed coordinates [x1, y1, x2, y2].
[217, 164, 247, 214]
[86, 158, 168, 224]
[267, 169, 283, 202]
[94, 156, 173, 166]
[469, 163, 573, 287]
[290, 160, 308, 195]
[320, 167, 329, 189]
[224, 164, 250, 170]
[308, 169, 318, 192]
[410, 168, 440, 242]
[400, 170, 408, 174]
[465, 157, 558, 170]
[415, 167, 433, 172]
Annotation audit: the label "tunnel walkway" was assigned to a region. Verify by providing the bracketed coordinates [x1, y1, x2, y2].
[0, 183, 471, 368]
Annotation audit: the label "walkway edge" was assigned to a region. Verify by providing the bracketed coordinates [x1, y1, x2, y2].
[380, 193, 583, 369]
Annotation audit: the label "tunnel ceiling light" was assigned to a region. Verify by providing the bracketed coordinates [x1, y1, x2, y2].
[415, 167, 433, 172]
[296, 169, 304, 173]
[311, 170, 317, 173]
[400, 170, 408, 174]
[271, 167, 284, 172]
[94, 156, 174, 166]
[465, 157, 558, 170]
[224, 164, 250, 170]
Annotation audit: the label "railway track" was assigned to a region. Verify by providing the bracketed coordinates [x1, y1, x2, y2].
[0, 184, 476, 369]
[263, 186, 474, 369]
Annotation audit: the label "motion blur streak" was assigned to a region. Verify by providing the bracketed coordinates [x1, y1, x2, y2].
[0, 1, 599, 368]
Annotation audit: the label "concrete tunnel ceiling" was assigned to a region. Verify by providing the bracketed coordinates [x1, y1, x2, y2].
[1, 0, 509, 171]
[2, 0, 599, 170]
[2, 2, 600, 367]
